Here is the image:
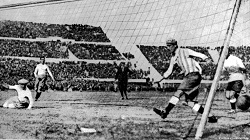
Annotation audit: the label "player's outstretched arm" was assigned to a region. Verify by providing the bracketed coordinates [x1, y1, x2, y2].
[34, 66, 38, 78]
[187, 48, 208, 60]
[47, 67, 55, 81]
[2, 83, 10, 89]
[2, 83, 17, 90]
[162, 57, 176, 79]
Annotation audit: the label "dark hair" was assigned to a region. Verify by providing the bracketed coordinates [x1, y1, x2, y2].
[166, 38, 177, 45]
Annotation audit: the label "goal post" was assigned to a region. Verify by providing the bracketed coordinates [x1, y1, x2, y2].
[195, 0, 242, 139]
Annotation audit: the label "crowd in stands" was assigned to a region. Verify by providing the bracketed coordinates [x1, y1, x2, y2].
[68, 43, 123, 60]
[0, 20, 110, 42]
[0, 39, 124, 60]
[137, 45, 171, 75]
[0, 39, 68, 58]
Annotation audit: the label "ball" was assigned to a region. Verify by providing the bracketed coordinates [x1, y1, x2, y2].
[236, 94, 250, 111]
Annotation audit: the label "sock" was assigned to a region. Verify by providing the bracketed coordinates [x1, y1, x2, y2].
[192, 104, 204, 114]
[35, 92, 42, 100]
[230, 102, 236, 110]
[198, 106, 204, 114]
[230, 98, 237, 110]
[165, 103, 175, 114]
[165, 96, 179, 113]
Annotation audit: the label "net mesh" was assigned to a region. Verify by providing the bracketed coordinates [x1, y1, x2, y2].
[0, 0, 249, 80]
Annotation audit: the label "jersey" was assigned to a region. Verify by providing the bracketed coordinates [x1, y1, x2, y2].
[223, 55, 245, 82]
[34, 64, 49, 77]
[9, 85, 33, 102]
[173, 48, 208, 75]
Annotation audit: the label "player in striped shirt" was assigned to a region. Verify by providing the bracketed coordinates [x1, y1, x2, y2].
[223, 47, 247, 113]
[153, 39, 217, 123]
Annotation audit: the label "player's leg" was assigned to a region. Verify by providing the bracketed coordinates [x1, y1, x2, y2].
[186, 88, 204, 115]
[153, 90, 184, 119]
[35, 77, 46, 101]
[118, 83, 124, 99]
[35, 77, 41, 101]
[35, 91, 42, 101]
[34, 77, 39, 93]
[182, 85, 199, 106]
[225, 80, 243, 113]
[40, 77, 47, 92]
[186, 87, 217, 123]
[123, 83, 128, 99]
[153, 74, 193, 119]
[3, 96, 19, 109]
[226, 90, 237, 113]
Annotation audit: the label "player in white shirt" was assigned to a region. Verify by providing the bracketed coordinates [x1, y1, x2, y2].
[223, 47, 247, 113]
[2, 79, 33, 109]
[34, 57, 55, 101]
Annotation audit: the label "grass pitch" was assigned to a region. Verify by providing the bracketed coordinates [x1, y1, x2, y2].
[1, 90, 250, 140]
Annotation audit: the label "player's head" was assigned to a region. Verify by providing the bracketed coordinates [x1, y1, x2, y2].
[40, 56, 45, 64]
[18, 79, 29, 89]
[126, 61, 132, 67]
[226, 46, 235, 58]
[120, 62, 125, 68]
[166, 38, 178, 55]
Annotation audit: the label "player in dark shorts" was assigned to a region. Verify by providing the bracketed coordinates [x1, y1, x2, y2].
[223, 47, 246, 113]
[34, 57, 55, 101]
[153, 39, 217, 123]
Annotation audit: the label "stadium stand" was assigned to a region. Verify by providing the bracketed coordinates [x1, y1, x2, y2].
[68, 43, 123, 60]
[0, 20, 110, 42]
[0, 39, 68, 58]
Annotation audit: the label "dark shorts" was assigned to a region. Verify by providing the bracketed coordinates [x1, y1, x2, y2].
[118, 81, 128, 92]
[35, 76, 47, 92]
[178, 72, 202, 93]
[226, 80, 243, 93]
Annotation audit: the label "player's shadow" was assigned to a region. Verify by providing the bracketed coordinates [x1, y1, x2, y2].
[216, 115, 235, 119]
[237, 109, 250, 113]
[32, 106, 55, 109]
[52, 99, 84, 102]
[0, 106, 55, 109]
[161, 120, 173, 123]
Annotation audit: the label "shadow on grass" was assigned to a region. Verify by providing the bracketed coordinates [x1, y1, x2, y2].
[70, 102, 136, 107]
[202, 122, 250, 139]
[32, 106, 55, 109]
[51, 99, 84, 102]
[202, 128, 233, 138]
[216, 115, 235, 119]
[126, 97, 150, 100]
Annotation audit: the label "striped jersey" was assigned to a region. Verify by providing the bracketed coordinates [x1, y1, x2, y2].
[172, 48, 208, 75]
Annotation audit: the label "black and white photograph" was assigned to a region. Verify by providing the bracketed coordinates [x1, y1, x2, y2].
[0, 0, 250, 139]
